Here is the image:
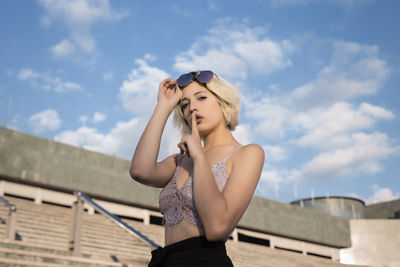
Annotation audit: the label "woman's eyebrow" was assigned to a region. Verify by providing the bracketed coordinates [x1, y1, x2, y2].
[194, 90, 207, 96]
[180, 90, 207, 103]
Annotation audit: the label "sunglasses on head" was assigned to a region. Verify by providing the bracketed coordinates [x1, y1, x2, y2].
[177, 70, 214, 89]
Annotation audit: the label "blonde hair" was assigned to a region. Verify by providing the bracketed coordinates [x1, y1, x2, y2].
[173, 73, 241, 136]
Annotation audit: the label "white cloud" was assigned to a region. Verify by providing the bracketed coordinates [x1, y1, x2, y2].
[78, 115, 88, 125]
[302, 132, 399, 180]
[242, 38, 390, 144]
[244, 96, 292, 138]
[17, 69, 40, 80]
[56, 119, 142, 158]
[359, 102, 394, 120]
[119, 55, 169, 115]
[208, 1, 219, 11]
[365, 185, 399, 204]
[55, 55, 182, 160]
[40, 15, 52, 27]
[171, 4, 191, 17]
[29, 109, 61, 134]
[270, 0, 373, 9]
[257, 168, 298, 200]
[251, 100, 397, 183]
[220, 32, 397, 188]
[174, 20, 293, 79]
[39, 0, 128, 57]
[54, 81, 82, 92]
[232, 124, 253, 145]
[50, 39, 75, 58]
[103, 72, 113, 81]
[261, 169, 284, 185]
[290, 41, 389, 109]
[93, 112, 106, 123]
[56, 116, 181, 160]
[17, 68, 82, 93]
[296, 102, 394, 149]
[263, 145, 288, 162]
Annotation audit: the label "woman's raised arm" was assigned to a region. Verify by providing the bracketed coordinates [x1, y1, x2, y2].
[130, 78, 182, 188]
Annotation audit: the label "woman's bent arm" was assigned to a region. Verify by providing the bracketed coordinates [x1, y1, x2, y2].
[130, 78, 182, 188]
[193, 144, 264, 241]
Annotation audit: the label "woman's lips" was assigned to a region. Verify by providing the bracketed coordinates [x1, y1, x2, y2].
[195, 114, 203, 124]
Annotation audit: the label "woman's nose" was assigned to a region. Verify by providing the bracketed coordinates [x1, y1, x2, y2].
[189, 103, 197, 112]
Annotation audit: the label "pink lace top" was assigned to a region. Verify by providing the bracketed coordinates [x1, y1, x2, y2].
[159, 146, 241, 227]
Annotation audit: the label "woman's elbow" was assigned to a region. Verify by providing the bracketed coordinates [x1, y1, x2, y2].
[204, 221, 229, 241]
[129, 164, 148, 182]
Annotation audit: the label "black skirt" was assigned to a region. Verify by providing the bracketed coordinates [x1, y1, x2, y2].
[148, 236, 234, 267]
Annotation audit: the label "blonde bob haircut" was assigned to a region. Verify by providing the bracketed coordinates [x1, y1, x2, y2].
[173, 73, 241, 136]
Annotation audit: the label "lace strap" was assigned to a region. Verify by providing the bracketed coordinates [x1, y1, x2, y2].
[222, 145, 242, 163]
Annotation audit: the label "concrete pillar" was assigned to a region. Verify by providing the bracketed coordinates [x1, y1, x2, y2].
[0, 180, 4, 196]
[270, 237, 275, 249]
[232, 229, 238, 243]
[34, 188, 42, 204]
[69, 198, 84, 256]
[143, 210, 150, 225]
[87, 205, 95, 215]
[6, 206, 16, 240]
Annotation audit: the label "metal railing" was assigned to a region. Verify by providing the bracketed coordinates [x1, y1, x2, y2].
[69, 191, 160, 256]
[0, 195, 16, 240]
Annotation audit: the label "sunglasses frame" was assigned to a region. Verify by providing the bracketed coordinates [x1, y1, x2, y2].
[177, 70, 215, 89]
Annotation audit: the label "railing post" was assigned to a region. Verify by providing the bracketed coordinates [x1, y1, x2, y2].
[6, 205, 16, 240]
[69, 196, 84, 256]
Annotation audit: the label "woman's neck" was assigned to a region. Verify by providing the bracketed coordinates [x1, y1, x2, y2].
[202, 125, 238, 150]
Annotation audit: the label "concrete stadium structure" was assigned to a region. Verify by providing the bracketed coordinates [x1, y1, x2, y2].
[0, 126, 399, 266]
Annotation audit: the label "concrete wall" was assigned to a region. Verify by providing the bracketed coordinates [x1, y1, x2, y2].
[241, 196, 350, 248]
[340, 219, 400, 267]
[0, 127, 351, 247]
[0, 127, 160, 209]
[365, 199, 400, 219]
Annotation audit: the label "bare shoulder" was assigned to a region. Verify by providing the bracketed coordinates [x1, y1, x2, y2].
[230, 144, 264, 171]
[237, 144, 265, 161]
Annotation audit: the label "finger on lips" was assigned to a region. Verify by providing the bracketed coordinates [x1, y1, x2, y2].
[191, 112, 198, 134]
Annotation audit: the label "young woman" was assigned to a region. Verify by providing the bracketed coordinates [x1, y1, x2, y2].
[130, 70, 264, 267]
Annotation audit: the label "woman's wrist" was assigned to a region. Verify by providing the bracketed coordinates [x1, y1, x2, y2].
[155, 101, 175, 117]
[193, 151, 207, 164]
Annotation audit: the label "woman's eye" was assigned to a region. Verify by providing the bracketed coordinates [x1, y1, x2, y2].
[198, 96, 207, 101]
[181, 103, 188, 109]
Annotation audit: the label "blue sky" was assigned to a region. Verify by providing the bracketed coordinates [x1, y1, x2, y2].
[1, 0, 399, 204]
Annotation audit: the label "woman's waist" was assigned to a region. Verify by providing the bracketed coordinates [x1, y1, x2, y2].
[164, 221, 205, 246]
[149, 236, 228, 266]
[164, 236, 226, 252]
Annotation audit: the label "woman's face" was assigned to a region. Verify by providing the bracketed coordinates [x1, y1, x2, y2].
[179, 81, 225, 135]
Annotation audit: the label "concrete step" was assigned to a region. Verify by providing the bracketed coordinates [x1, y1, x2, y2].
[0, 239, 69, 256]
[0, 247, 128, 267]
[1, 195, 371, 267]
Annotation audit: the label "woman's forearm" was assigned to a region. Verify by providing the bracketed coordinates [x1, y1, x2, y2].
[130, 103, 172, 178]
[192, 154, 228, 239]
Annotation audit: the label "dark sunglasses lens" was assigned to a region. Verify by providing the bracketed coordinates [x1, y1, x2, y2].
[196, 71, 214, 83]
[177, 73, 193, 88]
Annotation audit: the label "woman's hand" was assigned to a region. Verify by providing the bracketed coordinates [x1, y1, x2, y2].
[157, 78, 182, 111]
[178, 112, 203, 159]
